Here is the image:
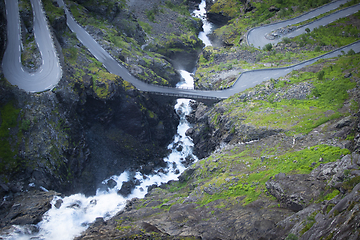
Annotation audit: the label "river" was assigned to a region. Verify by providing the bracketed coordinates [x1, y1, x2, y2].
[1, 0, 212, 239]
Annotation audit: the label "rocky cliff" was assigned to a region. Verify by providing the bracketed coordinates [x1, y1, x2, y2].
[1, 0, 360, 239]
[0, 0, 195, 223]
[76, 53, 360, 239]
[75, 0, 360, 239]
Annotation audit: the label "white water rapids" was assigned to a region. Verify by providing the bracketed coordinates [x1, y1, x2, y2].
[192, 0, 213, 47]
[1, 1, 212, 239]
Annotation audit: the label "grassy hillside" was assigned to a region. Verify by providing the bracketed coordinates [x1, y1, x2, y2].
[195, 5, 360, 90]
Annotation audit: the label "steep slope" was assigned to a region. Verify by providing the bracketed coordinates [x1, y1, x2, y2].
[76, 51, 360, 239]
[76, 1, 360, 239]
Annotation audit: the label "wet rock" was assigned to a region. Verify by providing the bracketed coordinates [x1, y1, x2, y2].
[147, 184, 158, 193]
[185, 127, 195, 136]
[118, 181, 135, 197]
[106, 179, 117, 189]
[92, 217, 105, 227]
[176, 145, 183, 152]
[54, 199, 63, 209]
[0, 190, 60, 228]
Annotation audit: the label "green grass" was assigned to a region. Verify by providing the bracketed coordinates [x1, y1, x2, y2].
[292, 11, 360, 48]
[196, 145, 349, 207]
[210, 53, 358, 137]
[196, 10, 360, 90]
[165, 0, 190, 15]
[209, 0, 335, 45]
[139, 21, 152, 34]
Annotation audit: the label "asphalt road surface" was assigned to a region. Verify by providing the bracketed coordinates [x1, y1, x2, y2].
[2, 0, 360, 98]
[248, 1, 360, 48]
[2, 0, 62, 93]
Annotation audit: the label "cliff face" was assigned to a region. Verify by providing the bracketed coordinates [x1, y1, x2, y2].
[0, 0, 185, 200]
[75, 50, 360, 238]
[75, 0, 360, 238]
[2, 0, 360, 239]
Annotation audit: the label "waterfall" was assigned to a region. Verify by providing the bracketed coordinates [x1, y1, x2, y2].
[0, 1, 211, 239]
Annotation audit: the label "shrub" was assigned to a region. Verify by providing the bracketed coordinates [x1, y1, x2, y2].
[305, 27, 311, 33]
[314, 46, 321, 52]
[347, 49, 356, 55]
[317, 70, 325, 80]
[283, 37, 291, 44]
[263, 43, 273, 51]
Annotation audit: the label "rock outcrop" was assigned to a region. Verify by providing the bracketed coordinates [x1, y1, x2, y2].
[0, 0, 179, 201]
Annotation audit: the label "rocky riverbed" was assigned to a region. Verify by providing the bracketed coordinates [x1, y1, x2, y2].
[1, 0, 360, 239]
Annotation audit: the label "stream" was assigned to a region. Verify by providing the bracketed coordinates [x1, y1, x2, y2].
[1, 0, 212, 239]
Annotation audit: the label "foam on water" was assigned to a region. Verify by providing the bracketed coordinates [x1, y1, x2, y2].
[0, 70, 198, 240]
[1, 2, 212, 239]
[192, 0, 213, 46]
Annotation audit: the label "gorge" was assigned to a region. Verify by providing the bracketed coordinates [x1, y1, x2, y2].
[1, 0, 360, 239]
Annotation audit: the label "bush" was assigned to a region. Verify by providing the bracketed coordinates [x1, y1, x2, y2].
[314, 46, 321, 52]
[283, 37, 291, 44]
[347, 49, 356, 55]
[263, 43, 273, 51]
[305, 27, 311, 33]
[317, 70, 325, 80]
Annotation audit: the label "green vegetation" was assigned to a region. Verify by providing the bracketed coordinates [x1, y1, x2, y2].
[66, 1, 179, 87]
[342, 176, 360, 192]
[184, 52, 358, 208]
[0, 102, 22, 175]
[146, 6, 162, 22]
[299, 212, 317, 235]
[195, 145, 349, 207]
[213, 54, 357, 136]
[196, 9, 360, 90]
[285, 233, 299, 240]
[263, 43, 273, 51]
[42, 0, 65, 24]
[292, 11, 360, 48]
[209, 0, 335, 45]
[139, 21, 152, 34]
[165, 0, 190, 15]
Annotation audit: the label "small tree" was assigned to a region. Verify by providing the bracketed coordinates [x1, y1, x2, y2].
[305, 27, 311, 33]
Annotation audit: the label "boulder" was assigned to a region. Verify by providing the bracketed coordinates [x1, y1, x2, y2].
[117, 181, 135, 197]
[0, 190, 60, 228]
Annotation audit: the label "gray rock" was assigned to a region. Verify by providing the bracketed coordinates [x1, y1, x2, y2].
[335, 116, 353, 128]
[0, 190, 59, 228]
[275, 172, 286, 180]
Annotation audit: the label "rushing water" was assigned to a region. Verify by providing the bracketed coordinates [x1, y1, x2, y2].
[192, 0, 213, 47]
[1, 1, 211, 239]
[1, 71, 198, 240]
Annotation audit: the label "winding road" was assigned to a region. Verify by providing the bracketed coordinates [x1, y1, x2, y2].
[248, 0, 360, 48]
[2, 0, 62, 93]
[2, 0, 360, 98]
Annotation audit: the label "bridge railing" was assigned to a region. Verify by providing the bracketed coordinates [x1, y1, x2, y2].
[146, 90, 222, 100]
